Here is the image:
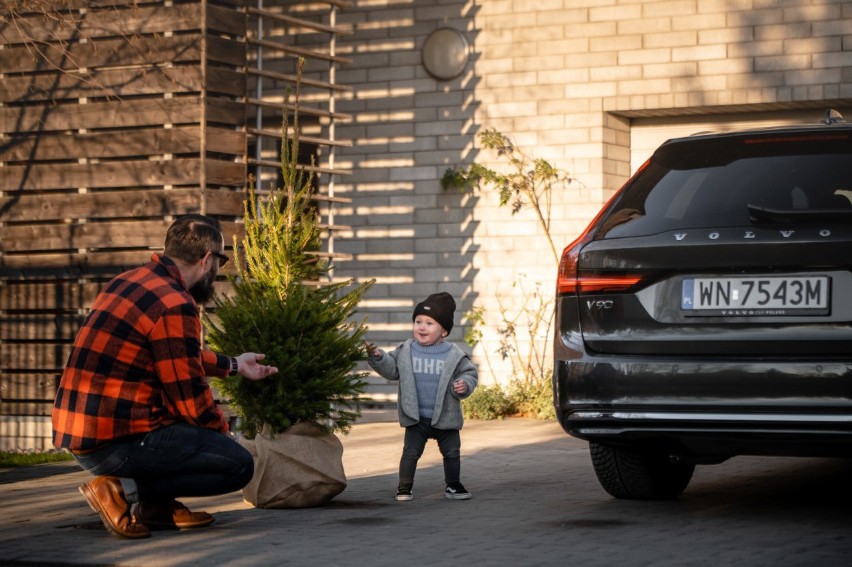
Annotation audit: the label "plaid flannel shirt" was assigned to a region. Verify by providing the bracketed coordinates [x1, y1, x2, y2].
[52, 253, 231, 452]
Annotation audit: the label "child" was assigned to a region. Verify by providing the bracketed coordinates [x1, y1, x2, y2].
[366, 292, 478, 501]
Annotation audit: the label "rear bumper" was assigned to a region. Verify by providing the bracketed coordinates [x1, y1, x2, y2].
[553, 358, 852, 459]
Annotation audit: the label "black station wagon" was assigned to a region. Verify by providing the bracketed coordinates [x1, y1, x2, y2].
[553, 110, 852, 499]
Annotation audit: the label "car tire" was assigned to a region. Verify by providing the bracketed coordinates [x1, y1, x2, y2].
[589, 442, 695, 500]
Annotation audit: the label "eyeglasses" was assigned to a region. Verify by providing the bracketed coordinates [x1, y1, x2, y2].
[210, 251, 229, 267]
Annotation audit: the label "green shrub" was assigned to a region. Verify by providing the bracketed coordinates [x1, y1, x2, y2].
[462, 385, 516, 420]
[462, 379, 555, 421]
[510, 378, 556, 420]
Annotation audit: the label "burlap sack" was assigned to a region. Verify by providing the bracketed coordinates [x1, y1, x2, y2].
[241, 421, 347, 508]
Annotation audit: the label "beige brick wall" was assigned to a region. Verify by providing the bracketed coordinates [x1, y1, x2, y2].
[331, 0, 852, 394]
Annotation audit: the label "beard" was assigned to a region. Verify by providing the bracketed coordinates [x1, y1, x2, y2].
[189, 267, 217, 304]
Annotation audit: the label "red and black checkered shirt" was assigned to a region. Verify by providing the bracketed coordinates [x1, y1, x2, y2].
[52, 253, 231, 452]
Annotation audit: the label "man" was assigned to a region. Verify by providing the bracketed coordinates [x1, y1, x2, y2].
[52, 214, 278, 539]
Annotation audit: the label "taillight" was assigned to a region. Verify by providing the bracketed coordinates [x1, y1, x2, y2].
[556, 160, 651, 296]
[557, 231, 644, 294]
[556, 233, 592, 295]
[576, 274, 643, 293]
[557, 239, 642, 294]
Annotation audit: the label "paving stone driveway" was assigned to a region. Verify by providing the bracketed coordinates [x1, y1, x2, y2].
[2, 418, 851, 566]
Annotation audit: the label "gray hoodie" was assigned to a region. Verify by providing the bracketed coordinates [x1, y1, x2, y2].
[368, 339, 478, 430]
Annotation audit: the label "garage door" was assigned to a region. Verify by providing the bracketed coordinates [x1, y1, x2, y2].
[629, 109, 840, 174]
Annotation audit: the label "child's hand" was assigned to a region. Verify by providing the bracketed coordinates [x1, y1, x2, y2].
[364, 341, 380, 357]
[453, 379, 468, 394]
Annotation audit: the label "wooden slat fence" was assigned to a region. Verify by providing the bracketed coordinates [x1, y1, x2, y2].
[0, 0, 352, 450]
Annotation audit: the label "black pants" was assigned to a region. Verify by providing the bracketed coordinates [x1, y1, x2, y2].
[73, 423, 253, 504]
[399, 418, 461, 487]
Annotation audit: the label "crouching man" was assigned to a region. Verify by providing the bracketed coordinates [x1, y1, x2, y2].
[52, 214, 277, 539]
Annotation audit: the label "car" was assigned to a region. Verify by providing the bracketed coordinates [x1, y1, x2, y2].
[552, 109, 852, 500]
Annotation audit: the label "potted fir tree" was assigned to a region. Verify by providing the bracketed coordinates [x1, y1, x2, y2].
[205, 71, 373, 508]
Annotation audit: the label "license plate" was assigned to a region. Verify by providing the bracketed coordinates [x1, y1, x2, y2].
[681, 276, 830, 316]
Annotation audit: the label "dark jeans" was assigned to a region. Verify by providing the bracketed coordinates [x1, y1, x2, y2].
[399, 418, 461, 487]
[73, 423, 254, 504]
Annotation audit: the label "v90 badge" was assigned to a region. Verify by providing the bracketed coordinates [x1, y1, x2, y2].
[587, 299, 614, 310]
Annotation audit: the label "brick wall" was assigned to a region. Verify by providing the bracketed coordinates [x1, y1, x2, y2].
[331, 0, 852, 395]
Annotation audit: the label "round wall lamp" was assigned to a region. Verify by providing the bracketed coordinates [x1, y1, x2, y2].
[421, 27, 469, 80]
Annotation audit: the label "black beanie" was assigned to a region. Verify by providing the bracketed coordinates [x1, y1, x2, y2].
[412, 292, 456, 334]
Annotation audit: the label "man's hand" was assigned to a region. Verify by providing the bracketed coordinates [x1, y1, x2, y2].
[234, 353, 278, 381]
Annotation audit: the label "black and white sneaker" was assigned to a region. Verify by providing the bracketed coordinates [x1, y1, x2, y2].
[395, 485, 413, 501]
[445, 482, 472, 500]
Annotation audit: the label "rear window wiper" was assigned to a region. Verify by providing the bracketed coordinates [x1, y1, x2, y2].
[748, 204, 852, 224]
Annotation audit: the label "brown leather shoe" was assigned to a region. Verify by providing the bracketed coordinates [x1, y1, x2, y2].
[79, 476, 151, 539]
[136, 499, 215, 530]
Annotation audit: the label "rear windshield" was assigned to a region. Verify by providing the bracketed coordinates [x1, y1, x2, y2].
[598, 131, 852, 239]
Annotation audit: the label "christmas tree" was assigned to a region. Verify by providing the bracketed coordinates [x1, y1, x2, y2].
[206, 64, 373, 437]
